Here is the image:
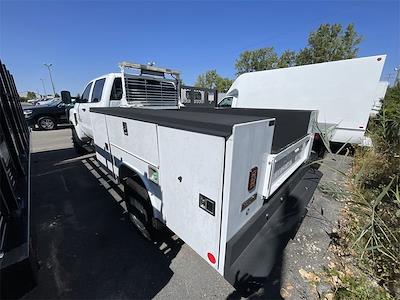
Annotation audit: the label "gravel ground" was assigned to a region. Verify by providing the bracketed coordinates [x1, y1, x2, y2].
[280, 154, 352, 299]
[23, 128, 350, 299]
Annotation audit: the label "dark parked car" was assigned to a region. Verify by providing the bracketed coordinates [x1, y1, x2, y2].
[23, 98, 72, 130]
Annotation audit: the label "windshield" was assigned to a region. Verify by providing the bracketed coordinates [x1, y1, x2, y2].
[35, 98, 61, 107]
[49, 99, 62, 106]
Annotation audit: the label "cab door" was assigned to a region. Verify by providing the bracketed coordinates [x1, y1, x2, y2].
[78, 78, 107, 139]
[77, 81, 93, 137]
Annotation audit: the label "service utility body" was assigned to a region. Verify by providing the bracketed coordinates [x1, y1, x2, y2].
[67, 62, 322, 288]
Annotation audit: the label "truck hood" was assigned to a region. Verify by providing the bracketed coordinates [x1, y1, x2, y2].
[24, 100, 61, 110]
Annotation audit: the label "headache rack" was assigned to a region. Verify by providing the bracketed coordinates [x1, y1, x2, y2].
[119, 61, 181, 107]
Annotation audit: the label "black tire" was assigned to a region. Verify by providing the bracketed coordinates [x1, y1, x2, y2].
[71, 127, 86, 154]
[123, 177, 155, 241]
[37, 116, 56, 130]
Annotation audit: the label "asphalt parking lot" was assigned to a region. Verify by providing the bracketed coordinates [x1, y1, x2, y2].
[23, 128, 350, 299]
[25, 128, 234, 299]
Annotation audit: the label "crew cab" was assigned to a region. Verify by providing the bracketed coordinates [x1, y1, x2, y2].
[67, 63, 182, 151]
[66, 62, 322, 290]
[67, 63, 218, 151]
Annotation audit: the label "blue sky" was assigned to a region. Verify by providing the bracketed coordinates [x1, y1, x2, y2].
[1, 0, 399, 95]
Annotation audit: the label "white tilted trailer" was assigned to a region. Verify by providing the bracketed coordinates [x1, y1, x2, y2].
[90, 106, 322, 287]
[221, 55, 387, 145]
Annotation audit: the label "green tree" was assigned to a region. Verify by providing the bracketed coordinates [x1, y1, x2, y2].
[234, 23, 362, 74]
[235, 47, 278, 75]
[296, 23, 362, 65]
[195, 70, 233, 92]
[235, 48, 299, 74]
[379, 84, 400, 151]
[277, 50, 297, 68]
[215, 77, 234, 93]
[195, 70, 219, 89]
[26, 91, 36, 99]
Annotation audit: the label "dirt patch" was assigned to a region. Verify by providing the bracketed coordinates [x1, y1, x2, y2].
[280, 154, 352, 299]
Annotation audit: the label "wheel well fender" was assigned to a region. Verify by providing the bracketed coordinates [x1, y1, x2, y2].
[118, 163, 162, 221]
[69, 107, 78, 125]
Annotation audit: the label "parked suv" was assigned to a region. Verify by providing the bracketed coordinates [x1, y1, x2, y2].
[23, 98, 71, 130]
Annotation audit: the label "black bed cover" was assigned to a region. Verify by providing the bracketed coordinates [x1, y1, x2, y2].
[90, 107, 313, 154]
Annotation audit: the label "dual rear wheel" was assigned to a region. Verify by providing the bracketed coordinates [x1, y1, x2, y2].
[123, 177, 157, 241]
[72, 127, 157, 240]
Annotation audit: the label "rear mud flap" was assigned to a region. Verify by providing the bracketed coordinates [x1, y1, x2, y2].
[224, 166, 322, 290]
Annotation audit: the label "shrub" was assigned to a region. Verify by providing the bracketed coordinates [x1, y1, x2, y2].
[352, 149, 398, 189]
[369, 84, 400, 154]
[346, 83, 400, 297]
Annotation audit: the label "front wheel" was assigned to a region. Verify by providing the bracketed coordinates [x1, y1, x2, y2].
[37, 116, 56, 130]
[71, 127, 87, 154]
[123, 177, 155, 241]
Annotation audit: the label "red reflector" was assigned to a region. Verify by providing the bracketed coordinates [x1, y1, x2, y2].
[314, 133, 321, 140]
[207, 252, 216, 264]
[377, 57, 382, 61]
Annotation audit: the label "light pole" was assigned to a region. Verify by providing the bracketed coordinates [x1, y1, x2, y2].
[40, 78, 47, 96]
[395, 67, 400, 87]
[44, 63, 56, 96]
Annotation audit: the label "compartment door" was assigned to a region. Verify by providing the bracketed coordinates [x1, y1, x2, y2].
[91, 113, 114, 174]
[268, 135, 312, 196]
[158, 127, 225, 270]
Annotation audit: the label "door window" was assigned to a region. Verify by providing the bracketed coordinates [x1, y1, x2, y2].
[218, 96, 233, 107]
[110, 78, 123, 100]
[81, 82, 93, 102]
[91, 78, 106, 103]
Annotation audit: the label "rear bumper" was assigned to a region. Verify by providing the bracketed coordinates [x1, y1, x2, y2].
[223, 165, 322, 288]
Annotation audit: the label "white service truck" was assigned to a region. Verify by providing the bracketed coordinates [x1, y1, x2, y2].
[219, 55, 387, 145]
[68, 62, 322, 288]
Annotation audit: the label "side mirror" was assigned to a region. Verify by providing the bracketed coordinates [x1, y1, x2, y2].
[61, 90, 72, 104]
